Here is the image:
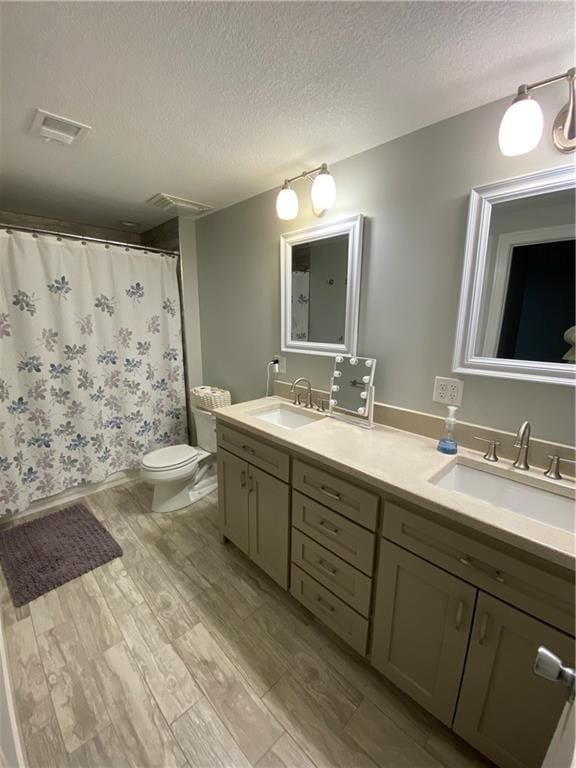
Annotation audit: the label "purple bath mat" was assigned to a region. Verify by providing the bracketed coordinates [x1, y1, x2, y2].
[0, 503, 123, 607]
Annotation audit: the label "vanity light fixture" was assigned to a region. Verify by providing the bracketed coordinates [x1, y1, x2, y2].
[275, 163, 336, 220]
[499, 67, 575, 156]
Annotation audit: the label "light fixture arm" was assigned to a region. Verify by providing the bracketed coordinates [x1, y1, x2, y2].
[520, 67, 575, 94]
[283, 163, 327, 186]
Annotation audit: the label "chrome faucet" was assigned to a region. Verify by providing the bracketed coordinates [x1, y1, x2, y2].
[290, 377, 313, 408]
[513, 421, 531, 470]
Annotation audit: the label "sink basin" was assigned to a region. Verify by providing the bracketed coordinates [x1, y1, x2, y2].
[431, 460, 575, 533]
[250, 404, 323, 429]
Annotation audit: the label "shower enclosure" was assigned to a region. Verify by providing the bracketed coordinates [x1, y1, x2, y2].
[0, 228, 188, 517]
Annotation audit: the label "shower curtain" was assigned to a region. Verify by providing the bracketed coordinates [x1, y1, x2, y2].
[0, 230, 188, 517]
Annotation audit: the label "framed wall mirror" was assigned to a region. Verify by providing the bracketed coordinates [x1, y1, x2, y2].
[280, 214, 364, 356]
[453, 165, 575, 385]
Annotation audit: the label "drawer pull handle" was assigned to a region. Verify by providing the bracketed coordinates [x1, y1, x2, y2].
[242, 445, 255, 455]
[320, 485, 340, 500]
[479, 613, 490, 646]
[318, 519, 340, 535]
[315, 596, 335, 613]
[240, 470, 246, 488]
[459, 556, 472, 567]
[495, 570, 505, 584]
[455, 600, 464, 631]
[317, 558, 338, 575]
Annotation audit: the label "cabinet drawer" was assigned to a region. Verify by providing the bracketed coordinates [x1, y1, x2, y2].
[290, 565, 369, 655]
[217, 424, 290, 481]
[292, 491, 376, 575]
[293, 460, 379, 530]
[383, 502, 575, 636]
[291, 529, 372, 617]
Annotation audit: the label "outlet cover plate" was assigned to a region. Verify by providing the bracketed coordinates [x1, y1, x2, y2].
[275, 355, 287, 375]
[433, 376, 463, 406]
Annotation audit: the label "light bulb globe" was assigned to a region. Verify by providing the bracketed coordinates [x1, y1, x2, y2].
[311, 170, 336, 210]
[276, 186, 299, 220]
[498, 96, 544, 156]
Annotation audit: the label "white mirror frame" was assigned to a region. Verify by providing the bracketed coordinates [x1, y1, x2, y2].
[280, 214, 363, 356]
[453, 165, 576, 386]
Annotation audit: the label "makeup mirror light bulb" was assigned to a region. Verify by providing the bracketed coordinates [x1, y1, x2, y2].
[276, 185, 299, 220]
[335, 355, 344, 363]
[330, 399, 338, 406]
[350, 357, 358, 365]
[334, 370, 341, 377]
[332, 384, 339, 392]
[498, 92, 544, 156]
[310, 166, 336, 211]
[357, 407, 365, 416]
[362, 375, 370, 384]
[365, 359, 373, 367]
[360, 391, 367, 399]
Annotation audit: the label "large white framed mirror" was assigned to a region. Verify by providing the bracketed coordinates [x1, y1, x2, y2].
[280, 214, 363, 356]
[453, 165, 575, 386]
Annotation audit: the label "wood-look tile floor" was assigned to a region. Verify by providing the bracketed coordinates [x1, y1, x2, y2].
[1, 483, 495, 768]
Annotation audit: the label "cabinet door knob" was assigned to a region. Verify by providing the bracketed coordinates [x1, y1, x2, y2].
[315, 596, 335, 613]
[317, 558, 338, 575]
[478, 613, 490, 645]
[320, 485, 340, 501]
[455, 600, 465, 631]
[318, 519, 340, 535]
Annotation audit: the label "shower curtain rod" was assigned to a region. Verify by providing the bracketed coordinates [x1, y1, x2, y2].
[0, 222, 179, 257]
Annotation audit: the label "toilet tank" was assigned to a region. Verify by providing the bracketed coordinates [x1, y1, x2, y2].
[191, 406, 217, 453]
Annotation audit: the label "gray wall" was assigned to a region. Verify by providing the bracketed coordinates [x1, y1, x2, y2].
[193, 87, 574, 445]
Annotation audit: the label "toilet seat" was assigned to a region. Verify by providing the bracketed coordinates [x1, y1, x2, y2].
[142, 444, 199, 472]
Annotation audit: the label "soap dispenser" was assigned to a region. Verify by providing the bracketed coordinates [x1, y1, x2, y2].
[437, 405, 458, 455]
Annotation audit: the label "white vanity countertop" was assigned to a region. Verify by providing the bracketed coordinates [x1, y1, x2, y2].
[215, 397, 576, 571]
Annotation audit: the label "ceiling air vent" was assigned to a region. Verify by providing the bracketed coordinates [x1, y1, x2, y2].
[147, 193, 213, 215]
[30, 108, 91, 145]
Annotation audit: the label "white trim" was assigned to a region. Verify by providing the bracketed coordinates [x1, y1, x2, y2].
[280, 214, 364, 356]
[453, 165, 576, 386]
[10, 469, 139, 521]
[0, 620, 26, 768]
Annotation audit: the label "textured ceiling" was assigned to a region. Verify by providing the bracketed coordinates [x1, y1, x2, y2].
[0, 1, 573, 230]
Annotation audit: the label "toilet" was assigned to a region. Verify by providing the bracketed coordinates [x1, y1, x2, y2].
[141, 406, 218, 513]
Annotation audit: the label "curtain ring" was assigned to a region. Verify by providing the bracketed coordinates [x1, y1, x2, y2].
[57, 236, 62, 241]
[125, 247, 130, 252]
[105, 244, 110, 249]
[81, 241, 86, 245]
[6, 229, 12, 234]
[32, 232, 38, 238]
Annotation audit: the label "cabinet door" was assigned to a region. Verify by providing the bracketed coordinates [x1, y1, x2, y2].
[217, 449, 249, 554]
[248, 466, 290, 589]
[371, 540, 476, 725]
[454, 592, 575, 768]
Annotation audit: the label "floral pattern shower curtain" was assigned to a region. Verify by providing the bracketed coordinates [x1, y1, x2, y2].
[0, 230, 188, 517]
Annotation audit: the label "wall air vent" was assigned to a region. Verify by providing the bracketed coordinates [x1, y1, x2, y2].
[147, 193, 213, 216]
[29, 108, 92, 145]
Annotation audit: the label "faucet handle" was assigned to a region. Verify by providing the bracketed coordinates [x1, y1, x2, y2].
[544, 455, 576, 481]
[473, 436, 501, 462]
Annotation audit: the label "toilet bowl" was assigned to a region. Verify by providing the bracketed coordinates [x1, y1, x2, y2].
[141, 406, 218, 513]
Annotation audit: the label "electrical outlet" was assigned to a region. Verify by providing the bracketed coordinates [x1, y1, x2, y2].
[274, 355, 287, 374]
[433, 376, 463, 406]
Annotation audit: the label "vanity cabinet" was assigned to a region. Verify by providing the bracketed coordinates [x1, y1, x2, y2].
[217, 416, 576, 768]
[453, 593, 574, 768]
[371, 540, 476, 725]
[218, 448, 250, 555]
[217, 448, 290, 588]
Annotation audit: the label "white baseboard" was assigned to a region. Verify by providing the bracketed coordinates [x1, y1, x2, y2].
[14, 469, 140, 521]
